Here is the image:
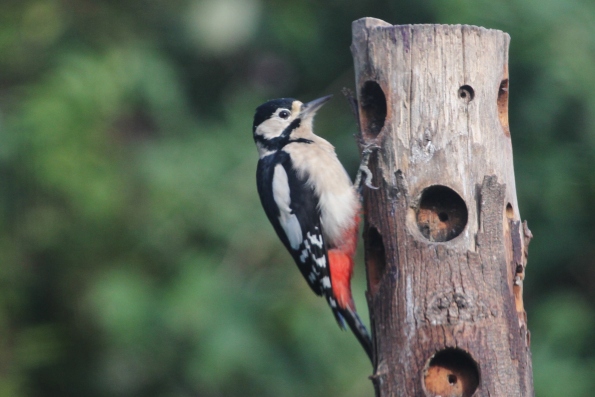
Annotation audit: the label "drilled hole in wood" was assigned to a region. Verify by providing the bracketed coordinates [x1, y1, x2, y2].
[424, 348, 479, 397]
[416, 186, 468, 242]
[365, 225, 386, 296]
[506, 203, 514, 219]
[458, 85, 474, 102]
[359, 80, 386, 139]
[498, 79, 510, 136]
[514, 283, 524, 313]
[438, 212, 448, 222]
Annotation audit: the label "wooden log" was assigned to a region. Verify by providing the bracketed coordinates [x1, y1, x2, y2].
[350, 18, 533, 397]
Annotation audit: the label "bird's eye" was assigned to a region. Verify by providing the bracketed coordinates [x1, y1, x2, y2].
[279, 110, 290, 119]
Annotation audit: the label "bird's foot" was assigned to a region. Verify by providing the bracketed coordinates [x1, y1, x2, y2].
[355, 144, 380, 197]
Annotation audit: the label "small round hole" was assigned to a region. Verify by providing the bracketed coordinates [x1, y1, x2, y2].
[359, 80, 387, 139]
[424, 348, 479, 397]
[458, 85, 474, 102]
[416, 186, 468, 242]
[506, 203, 514, 220]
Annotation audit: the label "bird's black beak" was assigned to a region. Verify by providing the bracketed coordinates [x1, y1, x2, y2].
[299, 95, 333, 119]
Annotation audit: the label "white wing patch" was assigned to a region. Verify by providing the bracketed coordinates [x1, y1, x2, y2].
[307, 232, 323, 248]
[272, 164, 302, 249]
[328, 297, 337, 308]
[315, 255, 326, 268]
[299, 249, 309, 263]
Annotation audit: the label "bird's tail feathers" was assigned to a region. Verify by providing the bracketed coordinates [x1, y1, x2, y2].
[337, 306, 373, 362]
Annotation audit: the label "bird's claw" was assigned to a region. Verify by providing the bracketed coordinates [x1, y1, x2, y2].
[355, 144, 380, 195]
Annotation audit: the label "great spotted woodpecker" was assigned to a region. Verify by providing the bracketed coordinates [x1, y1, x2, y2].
[253, 95, 372, 361]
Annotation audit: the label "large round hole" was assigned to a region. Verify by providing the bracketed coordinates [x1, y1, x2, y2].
[416, 185, 468, 242]
[359, 80, 386, 139]
[424, 348, 479, 397]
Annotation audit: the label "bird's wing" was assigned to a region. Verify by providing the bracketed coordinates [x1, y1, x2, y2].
[256, 152, 333, 300]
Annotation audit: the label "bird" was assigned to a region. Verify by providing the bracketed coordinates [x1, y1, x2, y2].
[252, 95, 372, 361]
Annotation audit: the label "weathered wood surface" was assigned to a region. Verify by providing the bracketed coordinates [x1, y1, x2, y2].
[351, 18, 533, 397]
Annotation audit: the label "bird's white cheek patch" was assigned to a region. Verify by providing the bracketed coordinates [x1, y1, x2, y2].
[256, 118, 287, 139]
[272, 164, 302, 249]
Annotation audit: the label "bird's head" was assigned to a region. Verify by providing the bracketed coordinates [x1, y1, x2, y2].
[252, 95, 332, 156]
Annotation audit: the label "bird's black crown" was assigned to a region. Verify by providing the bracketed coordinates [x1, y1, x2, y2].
[253, 98, 295, 132]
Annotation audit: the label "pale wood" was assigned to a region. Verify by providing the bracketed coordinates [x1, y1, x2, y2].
[351, 18, 533, 397]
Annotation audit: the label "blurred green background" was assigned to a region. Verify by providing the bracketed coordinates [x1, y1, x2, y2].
[1, 0, 594, 396]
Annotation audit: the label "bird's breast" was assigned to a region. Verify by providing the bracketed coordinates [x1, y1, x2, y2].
[282, 142, 359, 247]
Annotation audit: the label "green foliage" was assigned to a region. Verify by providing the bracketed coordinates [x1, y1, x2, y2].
[0, 0, 593, 396]
[532, 292, 595, 397]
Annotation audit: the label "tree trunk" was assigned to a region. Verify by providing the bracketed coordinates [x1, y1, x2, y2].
[350, 18, 534, 397]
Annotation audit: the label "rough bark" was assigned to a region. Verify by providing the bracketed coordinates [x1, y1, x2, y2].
[350, 18, 533, 397]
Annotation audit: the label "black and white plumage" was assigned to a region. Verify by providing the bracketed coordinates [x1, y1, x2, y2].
[253, 96, 373, 361]
[257, 149, 331, 297]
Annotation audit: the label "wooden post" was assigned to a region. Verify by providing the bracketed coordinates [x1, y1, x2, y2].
[351, 19, 533, 397]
